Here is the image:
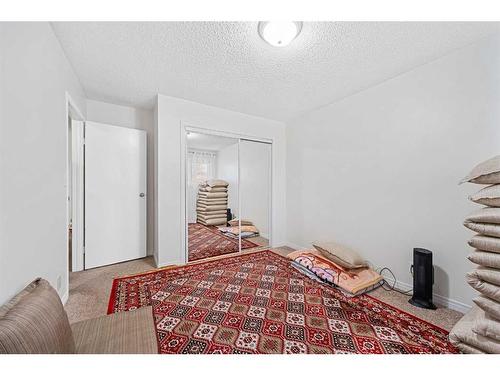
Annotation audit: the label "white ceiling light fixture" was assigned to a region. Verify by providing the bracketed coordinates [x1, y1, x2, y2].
[258, 21, 302, 47]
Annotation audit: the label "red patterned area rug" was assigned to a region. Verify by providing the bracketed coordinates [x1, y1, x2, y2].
[188, 223, 258, 262]
[108, 250, 458, 354]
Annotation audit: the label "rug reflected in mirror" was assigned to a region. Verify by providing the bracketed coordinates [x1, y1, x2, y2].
[188, 223, 258, 262]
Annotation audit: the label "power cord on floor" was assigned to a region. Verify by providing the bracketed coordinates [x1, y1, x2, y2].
[376, 266, 414, 296]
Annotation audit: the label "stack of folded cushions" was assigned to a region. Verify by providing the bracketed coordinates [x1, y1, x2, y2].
[228, 218, 253, 227]
[450, 155, 500, 354]
[196, 179, 229, 226]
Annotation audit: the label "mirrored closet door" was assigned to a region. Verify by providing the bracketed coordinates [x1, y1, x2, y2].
[239, 139, 271, 251]
[185, 130, 271, 263]
[186, 131, 239, 262]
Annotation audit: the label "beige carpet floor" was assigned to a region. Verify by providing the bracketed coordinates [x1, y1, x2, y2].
[248, 235, 269, 248]
[66, 247, 463, 331]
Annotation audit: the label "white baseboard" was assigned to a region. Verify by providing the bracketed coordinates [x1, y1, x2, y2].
[384, 277, 471, 314]
[285, 242, 308, 250]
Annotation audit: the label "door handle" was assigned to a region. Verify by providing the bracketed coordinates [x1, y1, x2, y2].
[139, 193, 145, 197]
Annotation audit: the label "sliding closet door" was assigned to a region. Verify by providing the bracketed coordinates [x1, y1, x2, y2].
[239, 139, 271, 249]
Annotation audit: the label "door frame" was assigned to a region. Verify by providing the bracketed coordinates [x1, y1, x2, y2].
[180, 122, 273, 264]
[65, 93, 85, 287]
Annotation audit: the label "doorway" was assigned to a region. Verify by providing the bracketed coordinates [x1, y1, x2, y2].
[183, 128, 272, 263]
[67, 96, 85, 273]
[67, 113, 147, 271]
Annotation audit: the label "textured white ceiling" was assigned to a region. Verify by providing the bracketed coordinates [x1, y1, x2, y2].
[52, 22, 500, 121]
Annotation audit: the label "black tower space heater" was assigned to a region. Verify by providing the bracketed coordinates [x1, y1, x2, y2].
[408, 248, 437, 310]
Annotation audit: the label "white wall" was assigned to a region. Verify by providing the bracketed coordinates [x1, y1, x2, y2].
[86, 100, 155, 255]
[0, 23, 87, 305]
[155, 95, 286, 266]
[240, 140, 271, 238]
[217, 143, 239, 219]
[286, 34, 500, 311]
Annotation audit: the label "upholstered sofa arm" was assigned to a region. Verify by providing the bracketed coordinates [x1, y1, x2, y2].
[0, 278, 75, 354]
[1, 278, 158, 354]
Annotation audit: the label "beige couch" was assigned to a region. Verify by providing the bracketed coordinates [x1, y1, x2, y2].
[0, 278, 158, 354]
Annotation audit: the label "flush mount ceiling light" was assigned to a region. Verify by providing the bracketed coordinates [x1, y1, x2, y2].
[258, 21, 302, 47]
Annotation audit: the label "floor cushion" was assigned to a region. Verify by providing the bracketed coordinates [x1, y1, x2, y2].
[468, 251, 500, 269]
[468, 235, 500, 253]
[198, 192, 228, 199]
[71, 306, 157, 354]
[206, 179, 229, 187]
[474, 295, 500, 321]
[197, 217, 227, 226]
[449, 306, 500, 353]
[460, 155, 500, 184]
[465, 208, 500, 225]
[470, 184, 500, 207]
[464, 222, 500, 239]
[472, 309, 500, 342]
[470, 267, 500, 286]
[466, 271, 500, 303]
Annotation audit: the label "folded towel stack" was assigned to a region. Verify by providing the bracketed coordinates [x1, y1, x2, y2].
[196, 179, 229, 226]
[450, 156, 500, 353]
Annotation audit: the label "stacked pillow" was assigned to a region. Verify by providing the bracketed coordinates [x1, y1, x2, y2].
[228, 218, 253, 227]
[450, 155, 500, 353]
[196, 179, 229, 226]
[312, 241, 368, 270]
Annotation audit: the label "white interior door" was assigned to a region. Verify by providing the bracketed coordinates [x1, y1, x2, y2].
[85, 122, 147, 269]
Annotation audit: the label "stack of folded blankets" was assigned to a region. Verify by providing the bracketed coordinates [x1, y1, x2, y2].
[196, 179, 229, 226]
[450, 155, 500, 353]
